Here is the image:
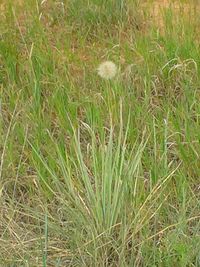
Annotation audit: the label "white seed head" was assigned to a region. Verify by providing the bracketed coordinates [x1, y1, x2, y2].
[97, 61, 117, 80]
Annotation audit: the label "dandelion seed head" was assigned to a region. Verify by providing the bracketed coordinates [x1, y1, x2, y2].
[97, 61, 117, 80]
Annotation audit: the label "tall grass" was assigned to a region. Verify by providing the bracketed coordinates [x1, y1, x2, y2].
[1, 0, 200, 266]
[66, 0, 140, 28]
[30, 107, 181, 266]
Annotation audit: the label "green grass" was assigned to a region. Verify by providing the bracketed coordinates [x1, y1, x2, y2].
[0, 0, 200, 266]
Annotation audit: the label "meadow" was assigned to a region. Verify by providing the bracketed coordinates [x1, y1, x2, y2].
[0, 0, 200, 266]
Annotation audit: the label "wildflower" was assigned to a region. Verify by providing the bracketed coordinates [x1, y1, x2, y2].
[97, 61, 117, 80]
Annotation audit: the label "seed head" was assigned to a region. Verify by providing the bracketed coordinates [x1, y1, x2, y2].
[97, 61, 117, 80]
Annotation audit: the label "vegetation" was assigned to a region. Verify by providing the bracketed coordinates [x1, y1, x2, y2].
[0, 0, 200, 266]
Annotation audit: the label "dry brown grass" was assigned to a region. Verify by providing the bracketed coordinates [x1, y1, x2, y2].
[143, 0, 199, 31]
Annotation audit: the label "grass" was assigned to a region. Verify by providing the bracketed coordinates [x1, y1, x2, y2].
[0, 0, 200, 266]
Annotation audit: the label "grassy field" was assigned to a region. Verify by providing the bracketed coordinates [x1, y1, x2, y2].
[1, 0, 200, 266]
